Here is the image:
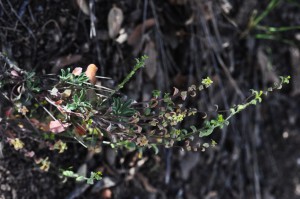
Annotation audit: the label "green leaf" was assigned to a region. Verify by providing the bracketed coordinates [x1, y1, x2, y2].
[203, 143, 209, 148]
[125, 141, 136, 150]
[63, 170, 76, 177]
[201, 77, 213, 88]
[87, 178, 94, 185]
[190, 126, 197, 133]
[150, 144, 159, 154]
[76, 176, 86, 182]
[112, 97, 136, 117]
[152, 90, 161, 98]
[144, 108, 151, 115]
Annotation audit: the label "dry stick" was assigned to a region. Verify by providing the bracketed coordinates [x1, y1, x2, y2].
[0, 52, 26, 74]
[4, 0, 36, 41]
[252, 107, 262, 199]
[216, 54, 245, 98]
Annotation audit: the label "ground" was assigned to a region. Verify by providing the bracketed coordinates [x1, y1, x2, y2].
[0, 0, 300, 198]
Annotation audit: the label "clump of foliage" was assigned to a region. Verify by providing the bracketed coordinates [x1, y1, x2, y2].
[0, 52, 290, 184]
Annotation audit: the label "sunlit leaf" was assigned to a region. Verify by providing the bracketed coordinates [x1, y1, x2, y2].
[72, 67, 83, 76]
[49, 120, 69, 134]
[108, 5, 124, 38]
[180, 91, 187, 100]
[85, 64, 98, 85]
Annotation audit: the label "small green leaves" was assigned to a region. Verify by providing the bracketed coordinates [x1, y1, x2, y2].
[163, 93, 174, 106]
[280, 75, 291, 85]
[59, 68, 89, 86]
[65, 90, 92, 112]
[25, 72, 41, 92]
[62, 170, 102, 185]
[112, 97, 136, 117]
[2, 50, 290, 187]
[152, 90, 161, 98]
[134, 55, 149, 70]
[201, 77, 213, 88]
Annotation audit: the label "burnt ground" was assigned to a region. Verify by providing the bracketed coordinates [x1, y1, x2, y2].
[1, 0, 300, 198]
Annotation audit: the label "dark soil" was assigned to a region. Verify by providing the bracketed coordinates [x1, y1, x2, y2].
[1, 0, 300, 199]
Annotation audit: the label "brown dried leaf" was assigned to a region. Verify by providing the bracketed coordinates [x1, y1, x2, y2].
[134, 125, 142, 134]
[101, 188, 112, 199]
[85, 64, 98, 85]
[62, 89, 72, 98]
[127, 18, 155, 46]
[30, 118, 50, 131]
[76, 0, 90, 15]
[55, 100, 63, 105]
[108, 5, 124, 39]
[74, 125, 87, 136]
[290, 47, 300, 96]
[49, 120, 68, 134]
[150, 99, 158, 108]
[50, 54, 82, 73]
[180, 91, 187, 100]
[106, 123, 112, 132]
[144, 41, 157, 79]
[173, 87, 179, 96]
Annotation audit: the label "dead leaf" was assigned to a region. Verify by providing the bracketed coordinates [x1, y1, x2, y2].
[108, 5, 124, 39]
[24, 151, 35, 158]
[49, 120, 68, 134]
[101, 188, 112, 199]
[290, 47, 300, 96]
[62, 89, 72, 98]
[72, 67, 83, 76]
[11, 70, 20, 77]
[135, 172, 157, 193]
[116, 28, 128, 44]
[55, 100, 63, 105]
[76, 0, 90, 15]
[144, 41, 157, 79]
[85, 64, 98, 85]
[257, 47, 279, 83]
[50, 54, 82, 73]
[49, 87, 59, 96]
[179, 153, 199, 180]
[106, 123, 112, 132]
[127, 18, 155, 46]
[30, 118, 50, 131]
[173, 87, 179, 96]
[180, 91, 187, 100]
[74, 124, 87, 136]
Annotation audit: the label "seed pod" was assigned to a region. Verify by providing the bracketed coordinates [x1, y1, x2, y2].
[85, 64, 98, 85]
